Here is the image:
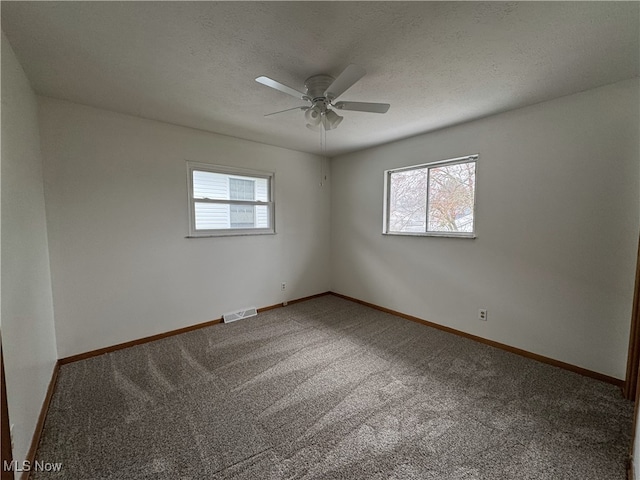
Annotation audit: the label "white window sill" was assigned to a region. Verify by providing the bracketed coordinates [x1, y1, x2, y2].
[186, 231, 276, 238]
[382, 232, 476, 239]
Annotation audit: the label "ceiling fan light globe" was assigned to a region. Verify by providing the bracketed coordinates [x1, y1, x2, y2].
[325, 110, 343, 130]
[305, 106, 322, 126]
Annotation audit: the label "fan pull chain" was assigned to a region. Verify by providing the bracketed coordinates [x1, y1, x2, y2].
[319, 127, 325, 186]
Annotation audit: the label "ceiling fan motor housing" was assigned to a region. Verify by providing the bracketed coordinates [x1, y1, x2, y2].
[304, 74, 335, 106]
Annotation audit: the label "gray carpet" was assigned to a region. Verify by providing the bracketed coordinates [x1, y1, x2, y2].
[34, 295, 633, 479]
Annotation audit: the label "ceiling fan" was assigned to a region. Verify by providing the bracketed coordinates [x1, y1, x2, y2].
[255, 64, 390, 131]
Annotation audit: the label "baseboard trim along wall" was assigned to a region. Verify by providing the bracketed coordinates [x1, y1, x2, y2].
[329, 292, 624, 388]
[58, 319, 224, 365]
[58, 289, 623, 382]
[22, 362, 60, 480]
[58, 291, 332, 365]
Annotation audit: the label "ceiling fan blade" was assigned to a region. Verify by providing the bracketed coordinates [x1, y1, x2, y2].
[256, 76, 308, 100]
[264, 106, 309, 117]
[324, 64, 366, 101]
[333, 101, 390, 114]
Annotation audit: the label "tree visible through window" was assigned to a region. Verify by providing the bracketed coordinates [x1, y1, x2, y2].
[385, 155, 477, 237]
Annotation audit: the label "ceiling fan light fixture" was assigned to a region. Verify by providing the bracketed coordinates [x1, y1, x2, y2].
[305, 106, 322, 126]
[324, 109, 343, 130]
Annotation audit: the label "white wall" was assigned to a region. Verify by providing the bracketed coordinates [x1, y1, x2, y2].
[1, 33, 58, 465]
[38, 98, 331, 359]
[331, 78, 639, 380]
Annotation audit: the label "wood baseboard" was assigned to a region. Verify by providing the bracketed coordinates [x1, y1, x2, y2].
[286, 291, 331, 306]
[59, 291, 332, 365]
[255, 292, 330, 313]
[22, 362, 60, 480]
[59, 319, 223, 365]
[330, 292, 624, 388]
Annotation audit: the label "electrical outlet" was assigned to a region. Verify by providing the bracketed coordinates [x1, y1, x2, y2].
[281, 282, 286, 291]
[478, 309, 488, 321]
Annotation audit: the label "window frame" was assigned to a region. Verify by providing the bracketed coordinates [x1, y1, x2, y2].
[383, 154, 478, 238]
[186, 161, 275, 238]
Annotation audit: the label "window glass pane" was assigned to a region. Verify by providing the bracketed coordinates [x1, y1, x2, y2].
[229, 178, 255, 201]
[230, 204, 255, 228]
[195, 203, 269, 231]
[254, 178, 269, 202]
[193, 171, 230, 200]
[194, 202, 230, 230]
[388, 168, 427, 233]
[193, 171, 268, 201]
[427, 162, 476, 233]
[255, 205, 269, 228]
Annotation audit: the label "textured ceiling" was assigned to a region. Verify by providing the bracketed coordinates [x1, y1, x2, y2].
[2, 2, 638, 156]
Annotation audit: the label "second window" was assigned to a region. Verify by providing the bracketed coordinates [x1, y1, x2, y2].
[384, 155, 478, 237]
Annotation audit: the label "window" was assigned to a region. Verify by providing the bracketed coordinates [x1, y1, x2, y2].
[187, 162, 274, 237]
[384, 155, 477, 238]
